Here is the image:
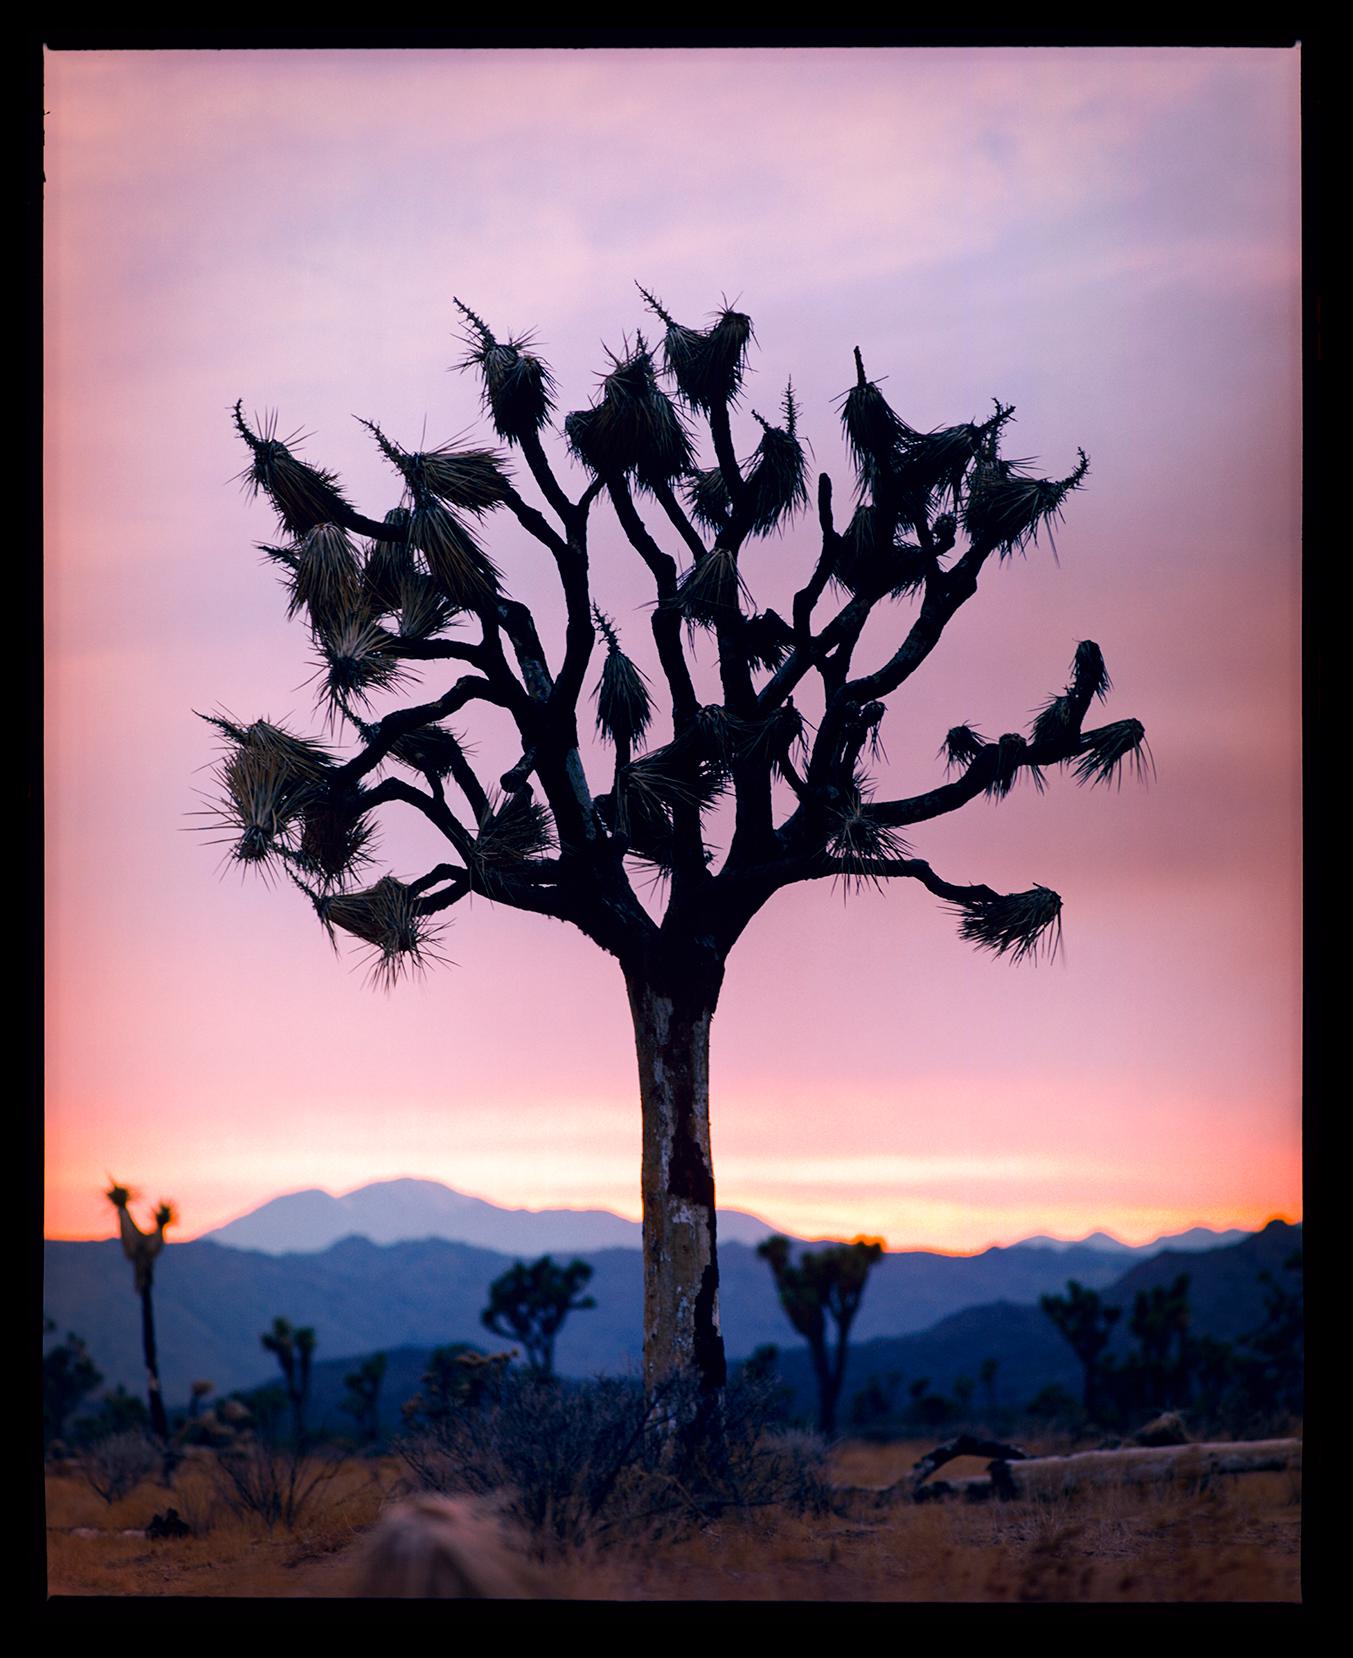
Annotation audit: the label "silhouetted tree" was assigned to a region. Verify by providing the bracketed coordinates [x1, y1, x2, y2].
[758, 1234, 883, 1436]
[342, 1352, 388, 1443]
[481, 1256, 597, 1380]
[1126, 1273, 1192, 1411]
[979, 1355, 1000, 1418]
[206, 290, 1150, 1405]
[1040, 1280, 1122, 1419]
[106, 1182, 174, 1440]
[43, 1320, 103, 1448]
[261, 1317, 317, 1446]
[1239, 1247, 1304, 1418]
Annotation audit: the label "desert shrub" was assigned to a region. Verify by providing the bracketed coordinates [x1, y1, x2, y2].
[212, 1431, 341, 1530]
[397, 1369, 830, 1555]
[81, 1429, 159, 1506]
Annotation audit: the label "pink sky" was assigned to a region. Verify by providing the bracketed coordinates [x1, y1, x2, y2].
[44, 47, 1301, 1252]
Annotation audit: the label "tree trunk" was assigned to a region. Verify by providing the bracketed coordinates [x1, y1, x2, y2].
[140, 1283, 169, 1441]
[627, 976, 728, 1399]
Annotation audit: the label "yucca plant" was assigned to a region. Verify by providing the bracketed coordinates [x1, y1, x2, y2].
[105, 1183, 174, 1442]
[209, 293, 1149, 1417]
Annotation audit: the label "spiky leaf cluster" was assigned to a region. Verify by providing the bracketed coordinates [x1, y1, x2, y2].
[964, 447, 1090, 557]
[406, 500, 502, 609]
[316, 616, 412, 715]
[740, 387, 809, 536]
[298, 790, 378, 885]
[202, 717, 334, 871]
[639, 287, 754, 412]
[233, 404, 355, 537]
[474, 791, 556, 866]
[592, 608, 653, 748]
[984, 732, 1045, 799]
[287, 524, 364, 630]
[1072, 719, 1153, 788]
[319, 875, 444, 988]
[389, 721, 466, 779]
[955, 885, 1064, 963]
[359, 418, 513, 515]
[827, 772, 912, 892]
[454, 299, 557, 441]
[741, 609, 794, 673]
[565, 338, 692, 488]
[940, 724, 987, 772]
[361, 514, 416, 613]
[670, 546, 749, 629]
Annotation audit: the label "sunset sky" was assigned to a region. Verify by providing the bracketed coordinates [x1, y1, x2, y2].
[44, 46, 1301, 1253]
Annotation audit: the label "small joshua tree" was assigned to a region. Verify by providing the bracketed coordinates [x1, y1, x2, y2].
[106, 1182, 174, 1441]
[206, 288, 1150, 1407]
[481, 1256, 597, 1380]
[757, 1233, 884, 1436]
[341, 1352, 388, 1444]
[261, 1316, 317, 1446]
[1127, 1273, 1193, 1412]
[1040, 1279, 1122, 1420]
[43, 1319, 103, 1449]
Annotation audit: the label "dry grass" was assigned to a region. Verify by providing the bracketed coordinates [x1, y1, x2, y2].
[44, 1436, 1301, 1603]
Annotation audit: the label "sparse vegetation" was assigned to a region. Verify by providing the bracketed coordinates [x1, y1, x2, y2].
[44, 1432, 1301, 1600]
[398, 1369, 830, 1557]
[80, 1430, 159, 1507]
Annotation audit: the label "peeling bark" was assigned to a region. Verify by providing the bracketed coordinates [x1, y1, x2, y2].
[628, 977, 727, 1397]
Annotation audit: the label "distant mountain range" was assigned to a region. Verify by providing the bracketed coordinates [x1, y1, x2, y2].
[42, 1203, 1274, 1412]
[196, 1176, 1252, 1260]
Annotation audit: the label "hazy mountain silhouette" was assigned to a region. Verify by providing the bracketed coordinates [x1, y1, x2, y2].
[1015, 1226, 1249, 1254]
[199, 1177, 779, 1256]
[198, 1177, 1255, 1262]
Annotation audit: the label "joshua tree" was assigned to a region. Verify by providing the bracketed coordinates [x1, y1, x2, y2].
[205, 289, 1150, 1406]
[1127, 1273, 1193, 1411]
[1040, 1280, 1122, 1419]
[758, 1234, 883, 1436]
[43, 1320, 103, 1448]
[341, 1352, 387, 1443]
[106, 1182, 174, 1440]
[481, 1256, 597, 1380]
[261, 1316, 317, 1446]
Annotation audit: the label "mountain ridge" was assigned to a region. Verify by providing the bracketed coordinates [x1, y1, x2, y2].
[191, 1175, 1258, 1260]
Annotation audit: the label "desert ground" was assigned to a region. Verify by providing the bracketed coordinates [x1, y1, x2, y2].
[43, 1434, 1301, 1603]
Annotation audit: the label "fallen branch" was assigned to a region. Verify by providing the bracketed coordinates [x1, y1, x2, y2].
[906, 1437, 1301, 1503]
